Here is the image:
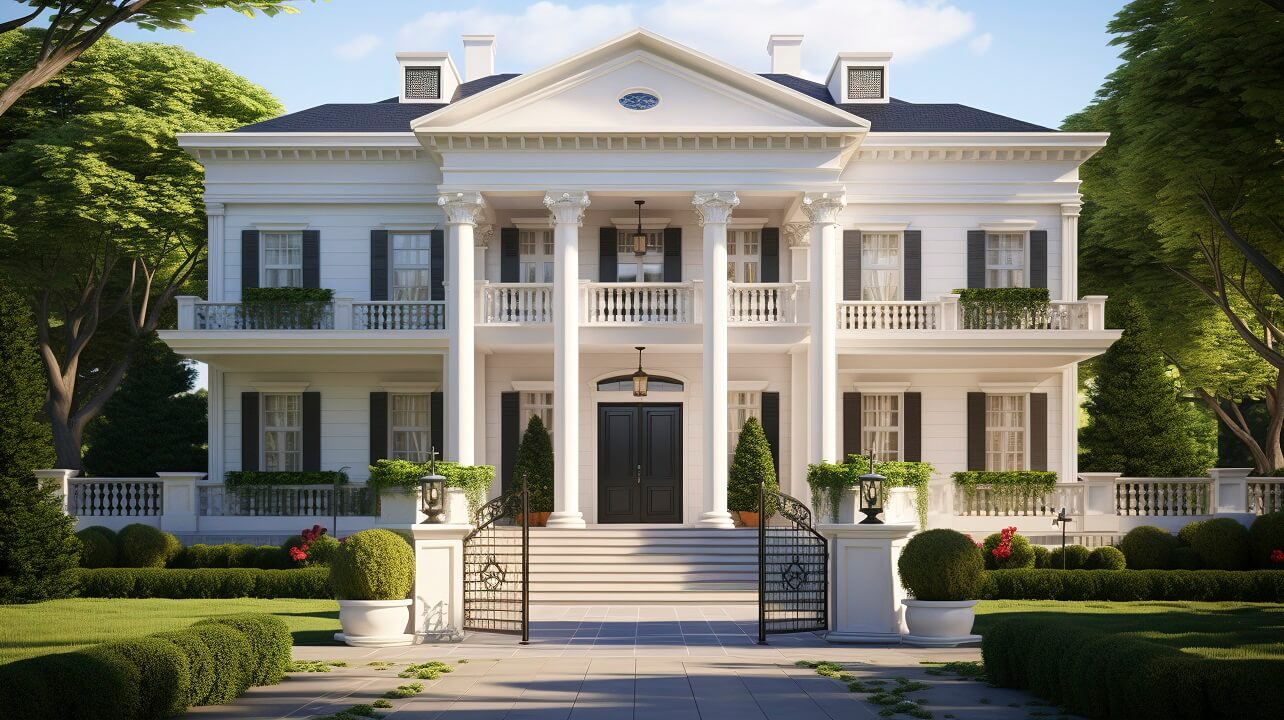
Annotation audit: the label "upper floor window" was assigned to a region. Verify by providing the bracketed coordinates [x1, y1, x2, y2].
[263, 393, 302, 471]
[520, 230, 555, 283]
[727, 230, 760, 283]
[986, 232, 1025, 288]
[263, 231, 303, 288]
[861, 232, 901, 300]
[985, 394, 1026, 471]
[862, 393, 901, 463]
[392, 232, 432, 301]
[616, 229, 664, 282]
[390, 393, 431, 462]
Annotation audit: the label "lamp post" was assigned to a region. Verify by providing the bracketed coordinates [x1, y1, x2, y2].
[857, 452, 885, 525]
[1052, 507, 1073, 568]
[334, 466, 350, 538]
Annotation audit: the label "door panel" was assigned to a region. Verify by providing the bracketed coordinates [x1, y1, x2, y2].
[640, 405, 682, 523]
[597, 403, 682, 523]
[598, 406, 639, 523]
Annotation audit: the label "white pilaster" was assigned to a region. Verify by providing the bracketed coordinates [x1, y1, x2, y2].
[156, 472, 207, 533]
[209, 368, 224, 482]
[694, 191, 740, 529]
[789, 347, 809, 503]
[803, 191, 846, 463]
[206, 203, 225, 300]
[544, 191, 591, 528]
[439, 192, 485, 465]
[1060, 202, 1081, 302]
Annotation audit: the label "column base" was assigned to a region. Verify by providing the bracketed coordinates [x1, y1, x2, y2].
[825, 630, 903, 645]
[699, 510, 736, 529]
[545, 511, 586, 528]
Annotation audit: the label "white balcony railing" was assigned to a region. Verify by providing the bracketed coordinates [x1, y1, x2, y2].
[68, 478, 163, 516]
[953, 482, 1085, 517]
[178, 297, 445, 331]
[583, 282, 696, 324]
[837, 295, 1107, 331]
[198, 484, 377, 517]
[728, 283, 798, 323]
[354, 301, 446, 330]
[479, 282, 554, 324]
[838, 301, 940, 330]
[1115, 477, 1212, 516]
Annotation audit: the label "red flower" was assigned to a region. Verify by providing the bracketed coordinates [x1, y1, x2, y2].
[1271, 549, 1284, 564]
[288, 546, 308, 562]
[991, 527, 1018, 562]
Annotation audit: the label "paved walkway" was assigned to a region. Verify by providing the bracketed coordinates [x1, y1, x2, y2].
[188, 606, 1075, 720]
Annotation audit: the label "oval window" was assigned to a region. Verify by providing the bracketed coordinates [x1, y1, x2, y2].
[618, 92, 659, 111]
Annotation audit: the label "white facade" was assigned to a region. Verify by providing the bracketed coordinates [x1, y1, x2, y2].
[164, 29, 1116, 528]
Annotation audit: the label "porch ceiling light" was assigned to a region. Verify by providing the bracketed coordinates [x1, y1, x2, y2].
[632, 346, 649, 397]
[631, 200, 648, 256]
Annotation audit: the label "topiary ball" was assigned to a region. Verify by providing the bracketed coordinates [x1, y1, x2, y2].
[1049, 544, 1092, 570]
[76, 526, 119, 568]
[1031, 544, 1051, 569]
[1248, 510, 1284, 569]
[897, 529, 985, 601]
[304, 534, 341, 566]
[1180, 518, 1249, 570]
[1086, 545, 1127, 570]
[981, 531, 1036, 570]
[1118, 526, 1177, 570]
[118, 523, 181, 568]
[330, 529, 415, 601]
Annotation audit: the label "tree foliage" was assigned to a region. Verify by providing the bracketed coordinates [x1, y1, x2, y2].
[0, 282, 53, 477]
[0, 32, 280, 469]
[1080, 299, 1216, 476]
[514, 415, 554, 513]
[727, 416, 776, 512]
[83, 337, 207, 476]
[0, 475, 80, 604]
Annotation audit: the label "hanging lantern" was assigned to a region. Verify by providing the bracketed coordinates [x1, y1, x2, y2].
[858, 453, 886, 525]
[631, 200, 648, 256]
[632, 346, 649, 397]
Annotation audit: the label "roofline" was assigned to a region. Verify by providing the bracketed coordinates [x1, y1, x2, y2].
[862, 132, 1108, 147]
[177, 132, 419, 149]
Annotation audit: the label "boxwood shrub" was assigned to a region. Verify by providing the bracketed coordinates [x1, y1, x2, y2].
[170, 543, 290, 570]
[982, 531, 1036, 570]
[1086, 545, 1127, 570]
[194, 614, 292, 686]
[75, 526, 119, 568]
[74, 567, 331, 599]
[1180, 518, 1250, 570]
[1119, 525, 1177, 569]
[117, 524, 181, 568]
[91, 636, 191, 719]
[981, 569, 1284, 602]
[150, 630, 216, 709]
[330, 528, 415, 601]
[1048, 544, 1091, 570]
[897, 528, 985, 600]
[1248, 510, 1284, 568]
[184, 623, 253, 701]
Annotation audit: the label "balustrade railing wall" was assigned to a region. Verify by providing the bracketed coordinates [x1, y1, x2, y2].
[68, 479, 163, 516]
[198, 485, 377, 517]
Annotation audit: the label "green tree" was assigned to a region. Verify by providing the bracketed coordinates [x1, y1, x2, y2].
[0, 1, 308, 116]
[0, 282, 53, 477]
[727, 416, 777, 512]
[83, 337, 207, 476]
[0, 475, 80, 604]
[1081, 299, 1216, 476]
[514, 415, 554, 513]
[1066, 0, 1284, 470]
[0, 32, 280, 469]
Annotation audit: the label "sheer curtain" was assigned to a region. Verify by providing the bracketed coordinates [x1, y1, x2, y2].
[861, 233, 901, 301]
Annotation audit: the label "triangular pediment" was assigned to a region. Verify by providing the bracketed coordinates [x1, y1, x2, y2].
[413, 29, 867, 135]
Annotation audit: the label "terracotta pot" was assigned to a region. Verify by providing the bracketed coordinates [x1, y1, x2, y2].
[736, 510, 761, 528]
[901, 599, 982, 647]
[517, 511, 551, 527]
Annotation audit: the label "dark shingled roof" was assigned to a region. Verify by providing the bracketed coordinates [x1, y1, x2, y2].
[233, 71, 1053, 133]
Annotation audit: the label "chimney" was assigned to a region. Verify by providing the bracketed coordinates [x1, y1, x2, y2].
[766, 34, 803, 75]
[462, 35, 495, 81]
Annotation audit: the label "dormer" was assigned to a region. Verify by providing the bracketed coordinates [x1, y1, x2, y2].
[396, 51, 461, 104]
[826, 51, 892, 104]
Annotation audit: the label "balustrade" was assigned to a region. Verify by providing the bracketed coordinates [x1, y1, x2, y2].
[479, 283, 554, 323]
[68, 479, 163, 516]
[584, 282, 695, 324]
[953, 482, 1084, 517]
[354, 301, 446, 330]
[1247, 479, 1284, 515]
[198, 484, 377, 517]
[1115, 478, 1211, 516]
[838, 301, 939, 330]
[728, 283, 796, 323]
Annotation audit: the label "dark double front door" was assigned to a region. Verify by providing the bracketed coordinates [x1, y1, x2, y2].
[597, 403, 683, 523]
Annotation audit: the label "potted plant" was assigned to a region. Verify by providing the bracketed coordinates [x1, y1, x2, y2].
[514, 415, 554, 526]
[727, 417, 777, 527]
[330, 528, 416, 646]
[897, 528, 985, 646]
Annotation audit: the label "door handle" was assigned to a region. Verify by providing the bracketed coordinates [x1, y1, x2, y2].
[635, 464, 642, 486]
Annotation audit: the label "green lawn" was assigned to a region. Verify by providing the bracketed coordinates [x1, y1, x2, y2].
[0, 598, 340, 665]
[976, 599, 1284, 661]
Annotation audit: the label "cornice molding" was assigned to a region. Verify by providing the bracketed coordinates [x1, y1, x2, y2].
[188, 147, 427, 162]
[855, 147, 1096, 163]
[420, 132, 858, 153]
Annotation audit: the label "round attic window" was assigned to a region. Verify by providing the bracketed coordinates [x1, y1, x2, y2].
[618, 92, 659, 110]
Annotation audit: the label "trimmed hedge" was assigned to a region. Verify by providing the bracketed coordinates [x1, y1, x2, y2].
[184, 623, 253, 701]
[150, 630, 216, 709]
[171, 543, 290, 570]
[92, 637, 191, 719]
[117, 524, 181, 568]
[1031, 544, 1051, 568]
[981, 569, 1284, 602]
[74, 567, 331, 599]
[76, 526, 119, 568]
[194, 614, 292, 686]
[983, 616, 1284, 720]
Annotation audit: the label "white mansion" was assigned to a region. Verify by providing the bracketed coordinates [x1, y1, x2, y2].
[163, 29, 1118, 531]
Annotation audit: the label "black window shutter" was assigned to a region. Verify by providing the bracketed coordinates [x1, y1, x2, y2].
[761, 392, 781, 479]
[843, 230, 862, 301]
[903, 230, 922, 301]
[430, 391, 444, 460]
[599, 227, 617, 282]
[967, 392, 986, 470]
[302, 230, 321, 289]
[663, 227, 682, 282]
[842, 392, 862, 461]
[1029, 230, 1048, 289]
[302, 391, 321, 472]
[501, 392, 520, 494]
[1029, 393, 1048, 471]
[370, 230, 389, 301]
[967, 230, 986, 289]
[761, 227, 780, 283]
[430, 229, 445, 302]
[369, 392, 388, 465]
[500, 228, 520, 283]
[241, 230, 260, 290]
[903, 391, 922, 462]
[241, 392, 260, 472]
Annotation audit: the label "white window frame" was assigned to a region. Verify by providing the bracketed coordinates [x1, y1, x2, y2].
[985, 231, 1027, 289]
[861, 393, 902, 463]
[727, 229, 761, 283]
[860, 231, 903, 301]
[616, 229, 665, 283]
[390, 232, 433, 301]
[985, 393, 1028, 471]
[389, 393, 432, 462]
[261, 231, 303, 288]
[520, 391, 554, 444]
[728, 391, 763, 466]
[519, 229, 555, 284]
[262, 393, 302, 472]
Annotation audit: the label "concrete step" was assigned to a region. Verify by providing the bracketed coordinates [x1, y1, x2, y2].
[530, 571, 754, 583]
[528, 591, 758, 604]
[532, 561, 755, 573]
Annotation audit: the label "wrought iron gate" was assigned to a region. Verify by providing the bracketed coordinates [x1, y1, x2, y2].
[463, 479, 529, 642]
[757, 479, 829, 643]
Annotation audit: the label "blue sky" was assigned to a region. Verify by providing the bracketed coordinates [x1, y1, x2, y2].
[106, 0, 1128, 130]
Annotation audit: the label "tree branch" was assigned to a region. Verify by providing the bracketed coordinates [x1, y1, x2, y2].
[0, 3, 48, 35]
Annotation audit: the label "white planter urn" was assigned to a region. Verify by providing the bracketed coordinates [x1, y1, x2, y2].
[901, 599, 982, 647]
[334, 599, 415, 647]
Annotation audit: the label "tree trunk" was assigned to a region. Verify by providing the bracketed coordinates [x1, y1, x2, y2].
[49, 416, 83, 472]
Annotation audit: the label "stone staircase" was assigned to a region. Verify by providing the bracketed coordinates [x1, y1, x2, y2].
[521, 527, 759, 604]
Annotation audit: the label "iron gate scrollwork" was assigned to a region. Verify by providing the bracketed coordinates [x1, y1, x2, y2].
[758, 479, 828, 643]
[463, 478, 529, 642]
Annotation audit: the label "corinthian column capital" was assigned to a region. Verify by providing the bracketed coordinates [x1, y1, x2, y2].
[438, 191, 486, 226]
[543, 191, 591, 226]
[691, 191, 740, 226]
[802, 191, 847, 224]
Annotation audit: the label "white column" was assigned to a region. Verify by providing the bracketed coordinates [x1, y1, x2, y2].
[438, 192, 485, 465]
[544, 191, 591, 528]
[790, 347, 809, 502]
[693, 192, 740, 528]
[206, 202, 225, 300]
[1060, 202, 1081, 302]
[803, 191, 846, 463]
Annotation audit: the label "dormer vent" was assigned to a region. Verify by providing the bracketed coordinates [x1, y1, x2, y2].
[846, 67, 884, 100]
[395, 51, 460, 104]
[827, 51, 892, 104]
[405, 67, 441, 100]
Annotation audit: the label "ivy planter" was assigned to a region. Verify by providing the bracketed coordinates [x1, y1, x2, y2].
[901, 599, 981, 647]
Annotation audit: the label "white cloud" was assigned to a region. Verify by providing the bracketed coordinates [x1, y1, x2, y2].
[334, 33, 381, 61]
[968, 32, 992, 55]
[397, 0, 977, 78]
